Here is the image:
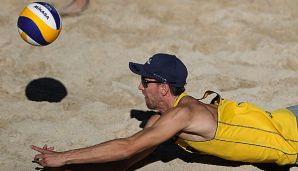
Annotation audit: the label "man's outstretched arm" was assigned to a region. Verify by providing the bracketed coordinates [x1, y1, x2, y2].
[32, 137, 139, 167]
[32, 107, 191, 167]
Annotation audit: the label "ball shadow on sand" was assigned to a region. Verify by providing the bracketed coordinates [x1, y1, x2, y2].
[25, 77, 67, 103]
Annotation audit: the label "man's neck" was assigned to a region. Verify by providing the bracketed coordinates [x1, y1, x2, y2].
[157, 95, 178, 114]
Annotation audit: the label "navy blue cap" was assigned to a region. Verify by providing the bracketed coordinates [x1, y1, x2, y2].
[129, 53, 188, 87]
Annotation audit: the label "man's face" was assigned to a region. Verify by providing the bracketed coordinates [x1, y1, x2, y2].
[139, 77, 162, 110]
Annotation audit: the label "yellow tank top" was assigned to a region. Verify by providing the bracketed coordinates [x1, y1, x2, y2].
[175, 91, 298, 165]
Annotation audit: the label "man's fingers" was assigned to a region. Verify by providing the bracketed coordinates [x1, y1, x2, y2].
[31, 145, 46, 153]
[32, 145, 55, 152]
[34, 154, 44, 161]
[37, 159, 47, 167]
[42, 144, 48, 149]
[33, 154, 52, 167]
[42, 144, 55, 151]
[48, 146, 55, 151]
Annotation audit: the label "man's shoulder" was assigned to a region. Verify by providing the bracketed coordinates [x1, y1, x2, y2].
[178, 96, 206, 109]
[171, 100, 201, 116]
[176, 96, 216, 116]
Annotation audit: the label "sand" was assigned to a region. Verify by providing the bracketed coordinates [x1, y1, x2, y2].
[1, 0, 298, 170]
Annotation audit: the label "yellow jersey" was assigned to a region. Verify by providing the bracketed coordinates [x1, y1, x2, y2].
[175, 91, 298, 165]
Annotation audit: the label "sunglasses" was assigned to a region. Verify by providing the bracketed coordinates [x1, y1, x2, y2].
[141, 77, 162, 88]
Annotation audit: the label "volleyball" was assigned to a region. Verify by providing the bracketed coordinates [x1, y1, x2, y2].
[17, 2, 62, 46]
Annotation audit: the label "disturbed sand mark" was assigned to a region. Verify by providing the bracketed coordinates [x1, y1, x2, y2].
[282, 58, 298, 71]
[194, 74, 258, 92]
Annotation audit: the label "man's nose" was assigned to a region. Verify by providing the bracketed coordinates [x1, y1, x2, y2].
[138, 82, 144, 90]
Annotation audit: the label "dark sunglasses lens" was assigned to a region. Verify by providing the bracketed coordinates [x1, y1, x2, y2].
[141, 77, 148, 88]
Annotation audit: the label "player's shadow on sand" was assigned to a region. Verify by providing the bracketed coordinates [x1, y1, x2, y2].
[37, 110, 293, 171]
[25, 77, 67, 102]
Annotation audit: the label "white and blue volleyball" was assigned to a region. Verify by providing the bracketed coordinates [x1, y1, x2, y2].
[17, 2, 62, 46]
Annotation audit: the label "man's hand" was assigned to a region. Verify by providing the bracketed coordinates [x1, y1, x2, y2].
[31, 145, 67, 167]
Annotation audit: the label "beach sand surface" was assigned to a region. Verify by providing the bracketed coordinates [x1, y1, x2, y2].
[1, 0, 298, 170]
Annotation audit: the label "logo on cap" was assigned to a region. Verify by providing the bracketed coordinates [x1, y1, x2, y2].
[147, 58, 152, 65]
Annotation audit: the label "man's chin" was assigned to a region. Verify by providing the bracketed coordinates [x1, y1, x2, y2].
[145, 102, 154, 110]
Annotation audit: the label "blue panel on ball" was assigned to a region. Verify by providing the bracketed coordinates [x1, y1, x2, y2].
[35, 2, 61, 29]
[17, 16, 49, 46]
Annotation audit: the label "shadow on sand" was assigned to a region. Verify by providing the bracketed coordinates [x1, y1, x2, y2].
[26, 77, 67, 103]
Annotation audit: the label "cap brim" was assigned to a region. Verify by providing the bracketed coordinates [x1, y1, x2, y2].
[129, 62, 151, 78]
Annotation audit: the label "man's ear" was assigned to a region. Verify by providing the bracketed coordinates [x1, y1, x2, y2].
[160, 84, 170, 96]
